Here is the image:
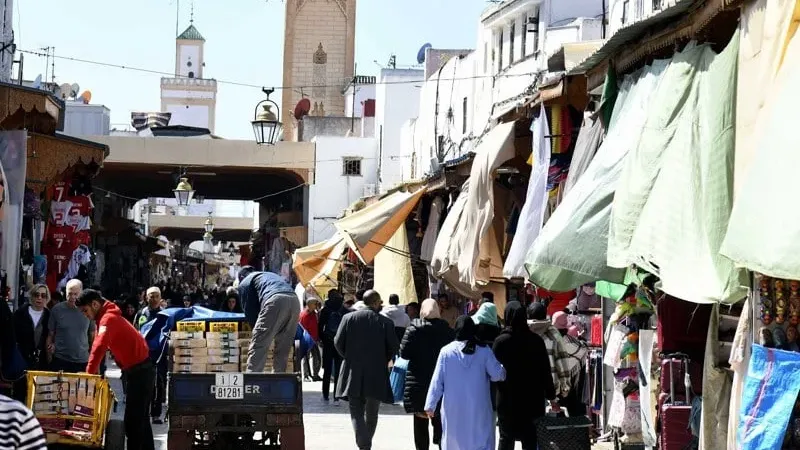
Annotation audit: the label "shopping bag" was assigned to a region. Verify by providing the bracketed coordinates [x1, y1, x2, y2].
[389, 357, 408, 404]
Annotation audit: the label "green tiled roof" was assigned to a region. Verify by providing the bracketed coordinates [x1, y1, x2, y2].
[177, 24, 205, 41]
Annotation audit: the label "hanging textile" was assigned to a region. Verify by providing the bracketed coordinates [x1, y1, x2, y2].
[700, 305, 732, 450]
[562, 115, 604, 196]
[419, 196, 443, 266]
[430, 181, 475, 297]
[608, 33, 747, 304]
[638, 329, 656, 447]
[525, 57, 669, 291]
[503, 106, 551, 279]
[600, 64, 619, 129]
[721, 1, 800, 279]
[738, 345, 800, 449]
[373, 225, 417, 305]
[727, 297, 752, 450]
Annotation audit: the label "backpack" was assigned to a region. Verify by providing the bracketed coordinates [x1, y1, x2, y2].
[325, 309, 343, 339]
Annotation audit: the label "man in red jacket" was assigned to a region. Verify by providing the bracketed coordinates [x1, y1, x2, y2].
[77, 289, 154, 450]
[298, 297, 322, 381]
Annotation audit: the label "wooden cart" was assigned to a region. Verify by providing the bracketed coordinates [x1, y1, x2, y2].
[26, 371, 124, 449]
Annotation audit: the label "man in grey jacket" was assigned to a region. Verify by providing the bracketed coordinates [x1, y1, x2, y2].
[335, 290, 399, 450]
[238, 266, 301, 373]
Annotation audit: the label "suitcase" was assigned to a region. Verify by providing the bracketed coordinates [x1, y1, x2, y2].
[659, 356, 695, 450]
[536, 413, 592, 450]
[660, 355, 703, 395]
[657, 296, 711, 358]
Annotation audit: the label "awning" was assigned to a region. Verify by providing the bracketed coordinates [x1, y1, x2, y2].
[547, 41, 604, 73]
[26, 132, 109, 194]
[0, 82, 63, 134]
[334, 188, 426, 264]
[292, 234, 347, 287]
[431, 121, 516, 295]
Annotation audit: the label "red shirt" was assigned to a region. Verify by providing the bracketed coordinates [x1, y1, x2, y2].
[44, 224, 75, 252]
[86, 301, 150, 374]
[66, 196, 92, 217]
[299, 309, 319, 342]
[47, 179, 71, 202]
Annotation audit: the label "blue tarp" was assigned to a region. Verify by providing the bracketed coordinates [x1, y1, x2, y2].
[738, 344, 800, 449]
[139, 306, 313, 366]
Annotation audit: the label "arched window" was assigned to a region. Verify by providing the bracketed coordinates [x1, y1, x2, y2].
[312, 43, 328, 102]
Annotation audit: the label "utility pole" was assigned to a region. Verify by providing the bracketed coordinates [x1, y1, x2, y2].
[0, 0, 13, 83]
[350, 63, 357, 133]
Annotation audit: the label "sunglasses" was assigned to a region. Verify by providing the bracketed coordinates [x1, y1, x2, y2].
[34, 292, 48, 298]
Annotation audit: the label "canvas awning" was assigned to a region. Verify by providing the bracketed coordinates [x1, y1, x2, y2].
[334, 188, 426, 264]
[26, 132, 108, 194]
[292, 234, 347, 287]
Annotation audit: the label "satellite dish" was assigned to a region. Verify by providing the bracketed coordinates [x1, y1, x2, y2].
[294, 98, 311, 120]
[70, 83, 80, 98]
[59, 83, 71, 99]
[416, 43, 432, 64]
[78, 90, 92, 104]
[32, 74, 42, 90]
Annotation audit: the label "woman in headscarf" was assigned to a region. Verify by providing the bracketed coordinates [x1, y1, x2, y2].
[493, 301, 559, 449]
[425, 316, 506, 450]
[400, 299, 455, 450]
[472, 302, 501, 345]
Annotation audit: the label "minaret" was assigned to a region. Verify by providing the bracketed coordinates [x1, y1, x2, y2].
[160, 13, 218, 132]
[282, 0, 357, 141]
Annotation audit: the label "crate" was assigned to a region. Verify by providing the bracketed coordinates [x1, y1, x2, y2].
[26, 371, 115, 447]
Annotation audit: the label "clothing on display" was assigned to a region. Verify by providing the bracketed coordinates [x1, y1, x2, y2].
[50, 200, 73, 226]
[56, 244, 91, 290]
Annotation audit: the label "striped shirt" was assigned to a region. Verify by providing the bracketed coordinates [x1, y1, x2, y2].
[0, 395, 47, 450]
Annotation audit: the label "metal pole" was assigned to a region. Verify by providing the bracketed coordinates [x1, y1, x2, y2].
[350, 63, 357, 133]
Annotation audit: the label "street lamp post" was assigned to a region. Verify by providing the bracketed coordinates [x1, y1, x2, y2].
[251, 87, 282, 145]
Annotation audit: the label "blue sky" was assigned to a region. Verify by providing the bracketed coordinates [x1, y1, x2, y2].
[16, 0, 490, 139]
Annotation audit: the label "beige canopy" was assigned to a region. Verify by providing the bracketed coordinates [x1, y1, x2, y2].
[292, 234, 347, 288]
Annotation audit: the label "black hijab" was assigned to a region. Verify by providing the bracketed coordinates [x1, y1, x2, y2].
[527, 301, 547, 321]
[455, 315, 484, 355]
[503, 301, 529, 335]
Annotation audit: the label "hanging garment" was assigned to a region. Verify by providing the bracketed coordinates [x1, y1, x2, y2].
[503, 106, 551, 279]
[419, 196, 443, 267]
[524, 58, 670, 291]
[56, 244, 92, 290]
[700, 305, 733, 450]
[50, 200, 73, 226]
[727, 297, 752, 449]
[563, 115, 604, 196]
[608, 34, 747, 304]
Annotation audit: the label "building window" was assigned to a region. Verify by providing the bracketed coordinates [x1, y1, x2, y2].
[521, 15, 527, 58]
[343, 158, 362, 176]
[188, 71, 195, 78]
[653, 0, 661, 11]
[462, 97, 468, 134]
[483, 42, 488, 73]
[498, 29, 504, 72]
[622, 0, 629, 24]
[509, 22, 516, 65]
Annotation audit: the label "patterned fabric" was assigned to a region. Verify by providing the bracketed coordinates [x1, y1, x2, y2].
[131, 112, 171, 131]
[529, 320, 572, 396]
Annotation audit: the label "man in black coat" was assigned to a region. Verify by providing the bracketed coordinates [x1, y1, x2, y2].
[334, 290, 399, 450]
[12, 284, 51, 402]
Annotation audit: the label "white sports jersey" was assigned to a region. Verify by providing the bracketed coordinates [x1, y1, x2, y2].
[67, 214, 91, 232]
[56, 244, 92, 290]
[50, 201, 73, 226]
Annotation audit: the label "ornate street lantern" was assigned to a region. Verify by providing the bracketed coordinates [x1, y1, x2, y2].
[173, 177, 195, 206]
[251, 87, 282, 145]
[204, 214, 214, 233]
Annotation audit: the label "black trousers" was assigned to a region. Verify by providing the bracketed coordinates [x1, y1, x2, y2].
[150, 369, 166, 418]
[413, 414, 442, 450]
[124, 360, 155, 450]
[498, 418, 537, 450]
[321, 339, 342, 400]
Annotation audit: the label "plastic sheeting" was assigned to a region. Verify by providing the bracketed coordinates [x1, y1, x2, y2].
[431, 181, 476, 298]
[524, 58, 670, 291]
[292, 234, 347, 288]
[721, 1, 800, 279]
[503, 106, 551, 279]
[738, 345, 800, 450]
[608, 34, 747, 304]
[562, 115, 604, 197]
[373, 225, 418, 305]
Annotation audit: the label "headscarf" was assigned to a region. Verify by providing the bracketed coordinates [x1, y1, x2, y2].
[420, 298, 441, 320]
[455, 315, 483, 354]
[527, 301, 547, 321]
[552, 311, 569, 330]
[472, 302, 498, 326]
[503, 301, 529, 334]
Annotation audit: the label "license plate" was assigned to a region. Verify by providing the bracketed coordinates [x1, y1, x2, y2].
[213, 373, 244, 400]
[214, 386, 243, 400]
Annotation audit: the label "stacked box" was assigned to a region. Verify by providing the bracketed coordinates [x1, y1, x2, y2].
[171, 335, 209, 373]
[30, 374, 99, 443]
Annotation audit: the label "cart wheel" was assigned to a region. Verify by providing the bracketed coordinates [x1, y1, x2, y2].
[104, 419, 125, 450]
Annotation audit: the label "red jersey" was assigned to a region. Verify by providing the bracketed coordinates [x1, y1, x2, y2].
[299, 309, 319, 342]
[87, 301, 150, 374]
[66, 196, 91, 217]
[47, 179, 71, 202]
[45, 246, 73, 291]
[74, 230, 91, 247]
[44, 224, 75, 252]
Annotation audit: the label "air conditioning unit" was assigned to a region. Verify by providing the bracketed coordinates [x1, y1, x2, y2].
[362, 183, 377, 198]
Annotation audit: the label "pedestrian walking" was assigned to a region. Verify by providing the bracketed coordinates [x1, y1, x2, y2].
[47, 279, 95, 373]
[318, 290, 347, 402]
[238, 266, 301, 373]
[472, 302, 501, 345]
[400, 298, 455, 450]
[424, 316, 506, 450]
[437, 294, 458, 329]
[12, 284, 51, 402]
[335, 290, 399, 450]
[299, 297, 322, 381]
[381, 293, 411, 344]
[493, 301, 559, 449]
[77, 289, 155, 450]
[0, 394, 47, 450]
[134, 286, 166, 424]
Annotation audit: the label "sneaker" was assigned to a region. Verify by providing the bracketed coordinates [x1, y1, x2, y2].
[152, 418, 164, 425]
[303, 376, 312, 382]
[333, 399, 340, 406]
[322, 397, 330, 402]
[311, 375, 322, 382]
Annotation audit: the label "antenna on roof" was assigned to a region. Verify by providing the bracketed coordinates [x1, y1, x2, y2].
[190, 0, 195, 24]
[175, 0, 180, 38]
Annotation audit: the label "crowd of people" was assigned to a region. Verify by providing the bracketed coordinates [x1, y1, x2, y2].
[295, 288, 590, 450]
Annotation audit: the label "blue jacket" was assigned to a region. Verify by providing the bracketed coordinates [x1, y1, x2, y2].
[239, 271, 295, 326]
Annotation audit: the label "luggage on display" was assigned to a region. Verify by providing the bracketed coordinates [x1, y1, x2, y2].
[660, 353, 703, 395]
[659, 355, 694, 450]
[536, 412, 592, 450]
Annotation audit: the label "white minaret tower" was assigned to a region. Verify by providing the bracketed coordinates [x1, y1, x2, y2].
[0, 0, 14, 83]
[160, 11, 217, 132]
